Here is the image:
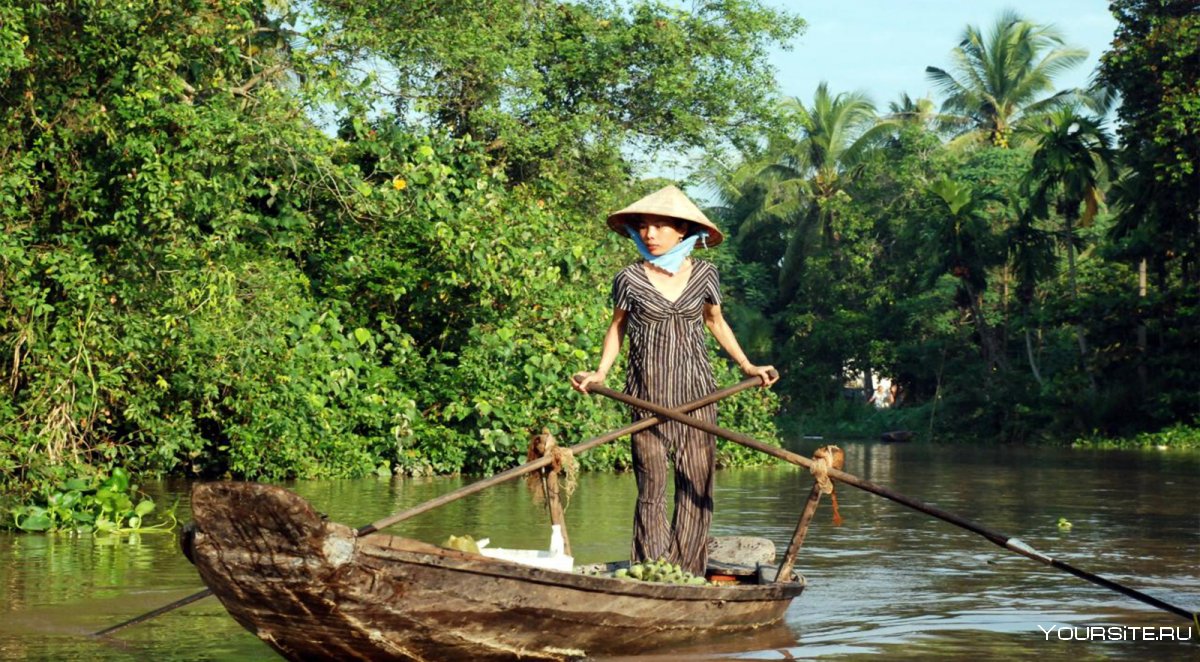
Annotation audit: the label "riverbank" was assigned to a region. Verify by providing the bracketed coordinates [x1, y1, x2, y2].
[781, 402, 1200, 450]
[1068, 422, 1200, 450]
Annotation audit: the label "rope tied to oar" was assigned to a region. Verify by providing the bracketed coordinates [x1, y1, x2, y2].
[524, 428, 578, 506]
[810, 445, 845, 526]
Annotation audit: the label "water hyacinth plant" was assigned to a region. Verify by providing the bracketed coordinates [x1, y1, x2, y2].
[7, 468, 175, 534]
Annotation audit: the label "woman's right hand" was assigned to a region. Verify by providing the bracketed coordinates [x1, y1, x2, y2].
[571, 371, 606, 393]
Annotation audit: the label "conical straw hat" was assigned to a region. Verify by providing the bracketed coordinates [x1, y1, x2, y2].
[606, 185, 724, 248]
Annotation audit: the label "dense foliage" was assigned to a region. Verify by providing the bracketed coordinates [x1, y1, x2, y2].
[8, 467, 173, 533]
[3, 1, 1197, 529]
[704, 6, 1198, 445]
[0, 0, 797, 526]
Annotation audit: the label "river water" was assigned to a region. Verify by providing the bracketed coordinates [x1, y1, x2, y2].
[2, 439, 1197, 660]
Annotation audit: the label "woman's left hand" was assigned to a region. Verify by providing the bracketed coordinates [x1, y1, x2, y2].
[741, 364, 778, 387]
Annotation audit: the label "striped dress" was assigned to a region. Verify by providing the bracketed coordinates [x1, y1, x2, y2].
[612, 258, 721, 575]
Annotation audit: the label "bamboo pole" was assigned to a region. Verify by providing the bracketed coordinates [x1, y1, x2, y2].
[774, 483, 822, 584]
[585, 383, 1199, 624]
[536, 430, 572, 557]
[544, 470, 571, 557]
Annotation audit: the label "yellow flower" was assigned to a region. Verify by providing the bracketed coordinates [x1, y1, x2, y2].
[393, 177, 407, 191]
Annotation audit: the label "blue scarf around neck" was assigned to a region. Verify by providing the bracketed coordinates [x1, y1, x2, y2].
[625, 226, 708, 275]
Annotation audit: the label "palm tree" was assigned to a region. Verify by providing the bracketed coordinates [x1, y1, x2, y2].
[702, 85, 895, 398]
[1022, 106, 1114, 390]
[1107, 165, 1159, 394]
[766, 84, 895, 301]
[924, 177, 1008, 371]
[1024, 107, 1113, 301]
[694, 172, 781, 356]
[925, 11, 1087, 148]
[705, 84, 894, 303]
[886, 93, 959, 136]
[703, 148, 796, 260]
[1004, 203, 1056, 386]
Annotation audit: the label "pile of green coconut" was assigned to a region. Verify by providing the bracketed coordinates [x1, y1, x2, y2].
[588, 559, 709, 585]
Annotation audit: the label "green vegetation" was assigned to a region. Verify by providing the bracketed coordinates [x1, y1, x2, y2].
[2, 1, 1197, 528]
[0, 0, 795, 526]
[1071, 423, 1200, 450]
[924, 9, 1088, 148]
[9, 467, 174, 533]
[593, 558, 709, 585]
[706, 5, 1199, 447]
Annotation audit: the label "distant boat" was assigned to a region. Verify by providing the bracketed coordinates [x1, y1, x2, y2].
[184, 482, 806, 661]
[880, 430, 915, 443]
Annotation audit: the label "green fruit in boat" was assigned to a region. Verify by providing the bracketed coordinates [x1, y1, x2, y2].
[441, 534, 480, 554]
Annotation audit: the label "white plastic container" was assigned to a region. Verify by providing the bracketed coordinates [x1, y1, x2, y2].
[477, 526, 574, 572]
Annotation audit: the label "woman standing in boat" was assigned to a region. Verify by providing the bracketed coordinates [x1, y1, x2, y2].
[572, 185, 777, 576]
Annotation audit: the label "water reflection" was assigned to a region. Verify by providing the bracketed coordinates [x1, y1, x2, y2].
[0, 440, 1196, 660]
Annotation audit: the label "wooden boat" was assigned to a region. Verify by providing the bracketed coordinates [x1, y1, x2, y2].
[184, 482, 805, 661]
[880, 430, 914, 443]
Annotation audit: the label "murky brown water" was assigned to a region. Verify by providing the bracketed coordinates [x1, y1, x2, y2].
[2, 439, 1197, 660]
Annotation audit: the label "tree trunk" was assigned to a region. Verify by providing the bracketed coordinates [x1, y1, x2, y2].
[1024, 328, 1044, 387]
[927, 348, 946, 443]
[1064, 211, 1097, 392]
[1137, 257, 1147, 394]
[963, 283, 1007, 373]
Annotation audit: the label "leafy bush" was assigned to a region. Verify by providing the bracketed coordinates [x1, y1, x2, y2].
[0, 0, 788, 523]
[1070, 423, 1200, 450]
[6, 467, 173, 533]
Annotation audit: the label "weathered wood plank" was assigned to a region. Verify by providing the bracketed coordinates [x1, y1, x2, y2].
[187, 482, 805, 661]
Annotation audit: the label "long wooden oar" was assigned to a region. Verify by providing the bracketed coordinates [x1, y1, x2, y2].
[94, 374, 767, 637]
[585, 383, 1200, 625]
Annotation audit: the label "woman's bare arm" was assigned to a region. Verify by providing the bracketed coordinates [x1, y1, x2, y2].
[572, 308, 628, 392]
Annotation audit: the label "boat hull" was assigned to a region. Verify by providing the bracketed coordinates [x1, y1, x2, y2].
[187, 482, 804, 661]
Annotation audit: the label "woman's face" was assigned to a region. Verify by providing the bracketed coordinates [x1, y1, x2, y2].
[635, 215, 689, 256]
